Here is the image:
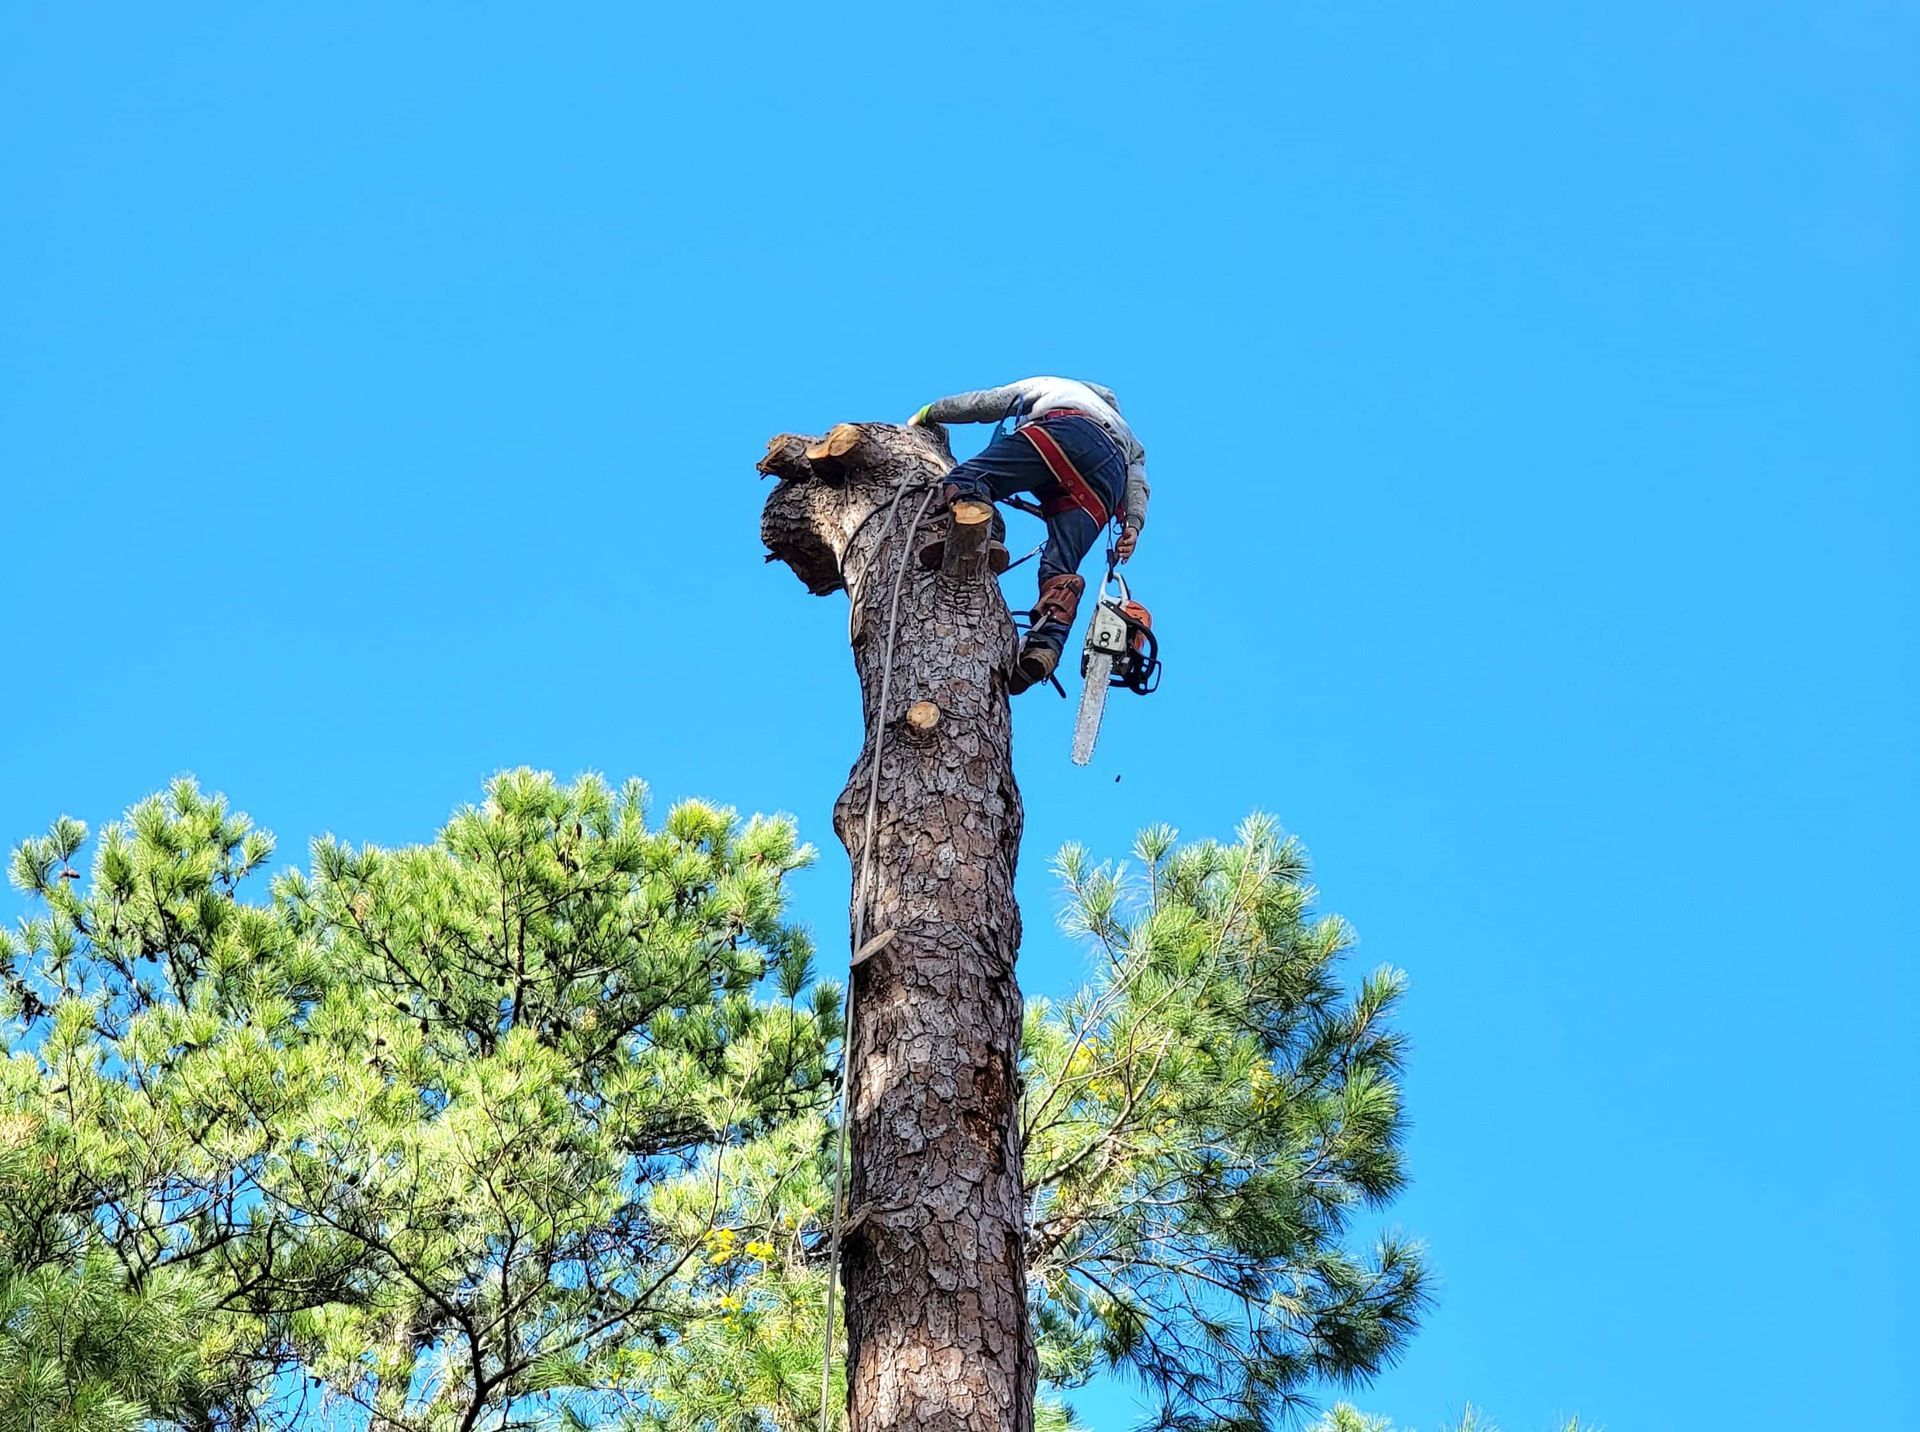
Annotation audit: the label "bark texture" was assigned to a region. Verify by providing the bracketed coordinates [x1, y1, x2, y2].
[759, 422, 1035, 1432]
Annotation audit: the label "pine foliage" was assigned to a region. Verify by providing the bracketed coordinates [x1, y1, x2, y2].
[3, 773, 835, 1429]
[0, 1243, 210, 1432]
[2, 779, 1432, 1431]
[1022, 818, 1426, 1431]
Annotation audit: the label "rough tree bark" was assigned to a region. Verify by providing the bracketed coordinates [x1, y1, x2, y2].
[758, 421, 1035, 1432]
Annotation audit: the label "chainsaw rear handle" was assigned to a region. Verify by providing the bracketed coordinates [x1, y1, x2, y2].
[1111, 608, 1160, 695]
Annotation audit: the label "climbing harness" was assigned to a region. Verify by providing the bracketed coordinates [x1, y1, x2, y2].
[819, 464, 940, 1432]
[1019, 416, 1113, 527]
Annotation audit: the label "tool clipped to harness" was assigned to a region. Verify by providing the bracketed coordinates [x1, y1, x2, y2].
[1071, 567, 1161, 765]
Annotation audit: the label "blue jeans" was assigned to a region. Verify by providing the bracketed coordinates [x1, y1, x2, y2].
[945, 414, 1126, 654]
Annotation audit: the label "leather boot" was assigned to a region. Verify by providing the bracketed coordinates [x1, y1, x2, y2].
[1008, 639, 1060, 695]
[1031, 572, 1085, 634]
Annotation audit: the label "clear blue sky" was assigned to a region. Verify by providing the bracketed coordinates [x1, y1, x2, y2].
[3, 4, 1914, 1427]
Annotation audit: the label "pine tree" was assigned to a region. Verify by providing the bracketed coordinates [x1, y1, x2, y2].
[4, 773, 1435, 1430]
[2, 773, 839, 1430]
[1022, 819, 1426, 1429]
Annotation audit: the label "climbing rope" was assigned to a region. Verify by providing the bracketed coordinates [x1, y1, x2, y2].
[819, 462, 941, 1432]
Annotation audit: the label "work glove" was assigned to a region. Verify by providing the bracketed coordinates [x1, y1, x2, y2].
[1114, 523, 1140, 564]
[907, 404, 933, 426]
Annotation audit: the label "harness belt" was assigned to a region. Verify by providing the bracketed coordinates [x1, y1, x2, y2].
[1020, 418, 1114, 526]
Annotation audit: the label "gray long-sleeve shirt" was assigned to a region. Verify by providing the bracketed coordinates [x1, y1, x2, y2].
[925, 376, 1151, 532]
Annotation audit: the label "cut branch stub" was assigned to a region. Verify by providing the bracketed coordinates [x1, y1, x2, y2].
[941, 500, 996, 582]
[761, 422, 882, 488]
[759, 433, 813, 481]
[903, 700, 941, 739]
[805, 422, 867, 476]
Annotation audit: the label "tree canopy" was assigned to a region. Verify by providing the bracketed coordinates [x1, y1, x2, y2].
[2, 773, 1424, 1431]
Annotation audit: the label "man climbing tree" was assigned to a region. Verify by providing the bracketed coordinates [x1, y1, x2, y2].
[908, 377, 1151, 693]
[752, 408, 1426, 1432]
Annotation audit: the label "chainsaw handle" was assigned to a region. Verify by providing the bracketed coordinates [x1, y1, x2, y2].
[1106, 610, 1160, 695]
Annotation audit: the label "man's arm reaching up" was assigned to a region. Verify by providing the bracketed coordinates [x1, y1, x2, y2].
[909, 382, 1037, 426]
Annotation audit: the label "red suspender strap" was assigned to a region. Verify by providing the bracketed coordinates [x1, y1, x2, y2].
[1020, 421, 1110, 525]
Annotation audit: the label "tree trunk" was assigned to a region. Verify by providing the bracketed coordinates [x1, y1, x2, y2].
[759, 421, 1035, 1432]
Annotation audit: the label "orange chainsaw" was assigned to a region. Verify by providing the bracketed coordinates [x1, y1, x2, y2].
[1071, 569, 1160, 765]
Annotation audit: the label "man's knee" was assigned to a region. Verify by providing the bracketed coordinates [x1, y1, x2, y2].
[944, 458, 992, 503]
[1045, 511, 1103, 570]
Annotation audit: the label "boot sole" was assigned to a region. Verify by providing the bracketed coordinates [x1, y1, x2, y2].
[1008, 651, 1058, 695]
